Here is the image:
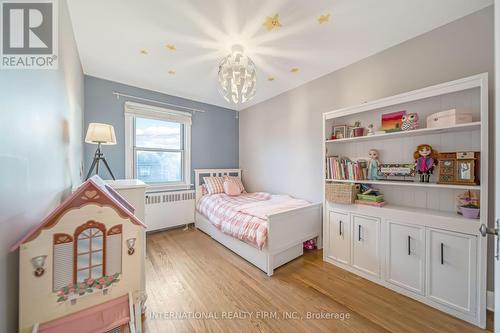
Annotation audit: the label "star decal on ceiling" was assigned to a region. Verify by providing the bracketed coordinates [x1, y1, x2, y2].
[290, 68, 299, 73]
[263, 14, 282, 32]
[165, 44, 176, 51]
[318, 13, 331, 24]
[268, 76, 275, 81]
[139, 49, 148, 55]
[168, 70, 176, 75]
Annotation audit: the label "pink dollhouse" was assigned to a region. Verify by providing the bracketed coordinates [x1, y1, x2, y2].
[11, 176, 146, 333]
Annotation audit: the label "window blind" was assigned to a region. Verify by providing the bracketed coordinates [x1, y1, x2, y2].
[124, 101, 192, 125]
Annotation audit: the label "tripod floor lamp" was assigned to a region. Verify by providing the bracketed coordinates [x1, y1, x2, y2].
[85, 123, 117, 180]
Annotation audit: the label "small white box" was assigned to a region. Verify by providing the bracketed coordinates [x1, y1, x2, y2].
[426, 109, 473, 128]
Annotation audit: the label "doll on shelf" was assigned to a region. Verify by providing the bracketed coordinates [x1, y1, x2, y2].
[367, 149, 380, 180]
[413, 144, 438, 183]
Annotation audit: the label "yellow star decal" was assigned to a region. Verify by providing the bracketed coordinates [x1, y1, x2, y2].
[168, 70, 176, 75]
[290, 67, 299, 73]
[268, 76, 275, 81]
[165, 44, 176, 51]
[139, 49, 148, 55]
[263, 14, 282, 31]
[318, 13, 331, 24]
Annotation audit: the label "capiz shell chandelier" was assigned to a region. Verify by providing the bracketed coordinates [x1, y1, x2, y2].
[218, 44, 257, 104]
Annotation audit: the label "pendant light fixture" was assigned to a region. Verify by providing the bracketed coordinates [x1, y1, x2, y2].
[217, 44, 257, 104]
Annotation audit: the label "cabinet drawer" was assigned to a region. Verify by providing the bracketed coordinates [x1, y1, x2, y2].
[426, 228, 477, 314]
[386, 221, 425, 295]
[326, 210, 350, 265]
[352, 214, 380, 277]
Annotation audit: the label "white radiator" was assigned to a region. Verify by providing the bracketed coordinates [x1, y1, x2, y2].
[145, 190, 195, 232]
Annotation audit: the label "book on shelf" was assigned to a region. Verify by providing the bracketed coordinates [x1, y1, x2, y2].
[326, 156, 367, 181]
[355, 200, 387, 207]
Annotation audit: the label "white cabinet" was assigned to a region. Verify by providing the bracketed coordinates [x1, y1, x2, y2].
[386, 221, 425, 294]
[426, 228, 477, 315]
[326, 210, 350, 264]
[351, 214, 380, 277]
[323, 205, 482, 326]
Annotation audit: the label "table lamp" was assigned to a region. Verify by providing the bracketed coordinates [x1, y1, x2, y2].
[85, 123, 117, 180]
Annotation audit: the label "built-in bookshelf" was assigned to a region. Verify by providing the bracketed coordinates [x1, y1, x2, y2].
[323, 76, 486, 213]
[321, 73, 489, 328]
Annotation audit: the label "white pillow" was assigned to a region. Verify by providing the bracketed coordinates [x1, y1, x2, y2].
[224, 176, 245, 193]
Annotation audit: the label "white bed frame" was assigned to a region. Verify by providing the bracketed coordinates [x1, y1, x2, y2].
[194, 169, 322, 276]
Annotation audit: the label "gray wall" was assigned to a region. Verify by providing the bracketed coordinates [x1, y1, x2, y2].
[84, 76, 239, 181]
[239, 7, 494, 288]
[0, 1, 84, 332]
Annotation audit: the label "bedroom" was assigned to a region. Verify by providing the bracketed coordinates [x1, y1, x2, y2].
[0, 0, 498, 332]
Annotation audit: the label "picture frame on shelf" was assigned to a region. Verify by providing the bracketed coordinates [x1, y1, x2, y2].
[332, 125, 348, 139]
[377, 163, 416, 181]
[381, 110, 406, 132]
[437, 152, 480, 185]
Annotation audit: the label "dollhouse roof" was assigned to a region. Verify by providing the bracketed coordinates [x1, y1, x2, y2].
[10, 176, 146, 251]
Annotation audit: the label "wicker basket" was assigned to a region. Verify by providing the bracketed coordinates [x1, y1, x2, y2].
[325, 183, 359, 204]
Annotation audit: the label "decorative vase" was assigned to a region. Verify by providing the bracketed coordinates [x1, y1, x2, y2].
[352, 127, 364, 137]
[460, 206, 480, 219]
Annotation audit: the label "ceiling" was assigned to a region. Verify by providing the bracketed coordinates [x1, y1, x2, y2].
[67, 0, 493, 111]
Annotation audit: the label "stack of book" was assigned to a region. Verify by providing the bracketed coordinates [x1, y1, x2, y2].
[355, 193, 386, 207]
[355, 184, 386, 207]
[326, 156, 367, 180]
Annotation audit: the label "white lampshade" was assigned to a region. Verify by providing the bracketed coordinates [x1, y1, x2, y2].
[85, 123, 117, 145]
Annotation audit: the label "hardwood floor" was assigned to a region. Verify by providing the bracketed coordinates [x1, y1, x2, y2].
[144, 226, 493, 333]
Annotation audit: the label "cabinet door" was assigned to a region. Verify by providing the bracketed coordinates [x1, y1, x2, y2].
[352, 214, 380, 277]
[326, 210, 350, 265]
[427, 229, 477, 314]
[386, 221, 425, 294]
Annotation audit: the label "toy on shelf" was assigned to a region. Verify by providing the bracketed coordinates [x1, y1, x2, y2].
[414, 144, 438, 183]
[11, 176, 147, 333]
[401, 112, 419, 131]
[367, 149, 380, 180]
[366, 124, 375, 136]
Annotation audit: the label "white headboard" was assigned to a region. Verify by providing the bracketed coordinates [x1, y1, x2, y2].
[194, 169, 242, 202]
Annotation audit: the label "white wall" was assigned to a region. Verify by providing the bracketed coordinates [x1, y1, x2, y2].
[0, 1, 84, 331]
[240, 7, 494, 285]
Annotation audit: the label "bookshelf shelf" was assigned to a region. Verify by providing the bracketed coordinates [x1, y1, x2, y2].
[324, 178, 480, 190]
[325, 122, 480, 144]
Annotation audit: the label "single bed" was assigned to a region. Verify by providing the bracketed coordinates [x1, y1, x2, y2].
[194, 169, 322, 276]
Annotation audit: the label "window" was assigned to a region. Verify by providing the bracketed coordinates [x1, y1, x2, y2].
[75, 222, 106, 283]
[125, 102, 191, 188]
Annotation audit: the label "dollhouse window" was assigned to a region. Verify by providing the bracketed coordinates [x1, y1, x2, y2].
[53, 234, 74, 291]
[75, 222, 106, 282]
[106, 225, 123, 275]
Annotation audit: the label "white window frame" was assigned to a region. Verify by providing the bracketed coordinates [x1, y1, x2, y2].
[125, 102, 191, 190]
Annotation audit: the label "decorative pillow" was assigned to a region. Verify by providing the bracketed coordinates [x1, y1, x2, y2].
[203, 176, 225, 195]
[224, 176, 245, 193]
[223, 180, 241, 196]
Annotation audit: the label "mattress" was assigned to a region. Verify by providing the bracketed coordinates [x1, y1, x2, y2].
[196, 192, 309, 249]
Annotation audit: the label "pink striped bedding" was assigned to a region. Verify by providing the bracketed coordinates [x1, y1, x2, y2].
[196, 192, 309, 249]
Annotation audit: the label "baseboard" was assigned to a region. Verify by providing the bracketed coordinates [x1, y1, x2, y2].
[487, 290, 494, 311]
